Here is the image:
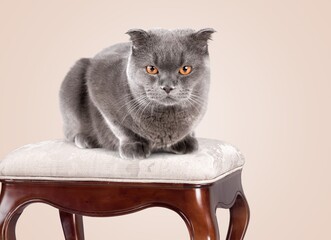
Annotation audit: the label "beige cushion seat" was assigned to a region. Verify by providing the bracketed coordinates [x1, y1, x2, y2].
[0, 138, 250, 239]
[0, 138, 244, 184]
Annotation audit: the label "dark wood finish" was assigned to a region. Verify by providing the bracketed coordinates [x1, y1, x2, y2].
[0, 170, 249, 240]
[59, 211, 85, 240]
[226, 194, 250, 240]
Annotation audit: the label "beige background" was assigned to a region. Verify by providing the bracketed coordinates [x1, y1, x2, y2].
[1, 0, 330, 239]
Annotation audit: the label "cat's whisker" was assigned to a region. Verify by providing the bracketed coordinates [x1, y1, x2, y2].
[120, 96, 149, 124]
[135, 97, 152, 120]
[114, 95, 135, 111]
[120, 98, 143, 123]
[120, 107, 138, 122]
[120, 104, 140, 124]
[189, 93, 206, 102]
[189, 97, 204, 107]
[118, 95, 147, 113]
[112, 93, 133, 105]
[122, 95, 146, 107]
[186, 98, 201, 114]
[189, 94, 205, 105]
[137, 101, 151, 122]
[125, 99, 142, 115]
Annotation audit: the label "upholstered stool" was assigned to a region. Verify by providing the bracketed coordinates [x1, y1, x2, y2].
[0, 138, 249, 240]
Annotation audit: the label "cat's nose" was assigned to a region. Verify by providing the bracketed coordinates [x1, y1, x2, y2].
[160, 85, 175, 94]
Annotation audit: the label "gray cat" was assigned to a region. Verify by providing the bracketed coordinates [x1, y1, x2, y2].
[59, 28, 214, 159]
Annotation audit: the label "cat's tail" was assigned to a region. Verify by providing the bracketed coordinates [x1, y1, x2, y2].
[59, 58, 92, 143]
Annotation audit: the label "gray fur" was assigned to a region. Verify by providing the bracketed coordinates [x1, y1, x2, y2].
[59, 28, 215, 159]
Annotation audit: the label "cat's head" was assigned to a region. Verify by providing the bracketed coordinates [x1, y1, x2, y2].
[126, 28, 215, 107]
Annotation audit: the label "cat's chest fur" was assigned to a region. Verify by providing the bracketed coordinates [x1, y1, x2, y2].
[130, 106, 198, 147]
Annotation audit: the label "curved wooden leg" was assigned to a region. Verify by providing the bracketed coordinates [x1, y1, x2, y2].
[59, 211, 85, 240]
[226, 193, 250, 240]
[184, 208, 220, 240]
[0, 185, 26, 240]
[171, 189, 220, 240]
[0, 210, 23, 240]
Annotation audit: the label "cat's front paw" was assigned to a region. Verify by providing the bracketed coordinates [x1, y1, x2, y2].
[169, 136, 199, 154]
[119, 141, 151, 160]
[74, 133, 98, 149]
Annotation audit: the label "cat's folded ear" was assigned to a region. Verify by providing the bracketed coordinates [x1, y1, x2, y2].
[193, 28, 216, 41]
[126, 29, 150, 49]
[191, 28, 216, 53]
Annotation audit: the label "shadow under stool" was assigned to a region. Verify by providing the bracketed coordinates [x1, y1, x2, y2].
[0, 138, 250, 240]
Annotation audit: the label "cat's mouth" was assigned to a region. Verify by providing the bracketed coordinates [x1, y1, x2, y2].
[145, 92, 188, 106]
[161, 96, 178, 105]
[149, 95, 180, 106]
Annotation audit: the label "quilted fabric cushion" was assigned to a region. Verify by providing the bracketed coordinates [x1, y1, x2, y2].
[0, 138, 244, 184]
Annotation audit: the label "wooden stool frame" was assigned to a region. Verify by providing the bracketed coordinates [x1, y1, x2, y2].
[0, 170, 249, 240]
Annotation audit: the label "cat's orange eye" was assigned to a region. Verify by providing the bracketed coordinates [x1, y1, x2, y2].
[146, 65, 159, 75]
[179, 66, 192, 75]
